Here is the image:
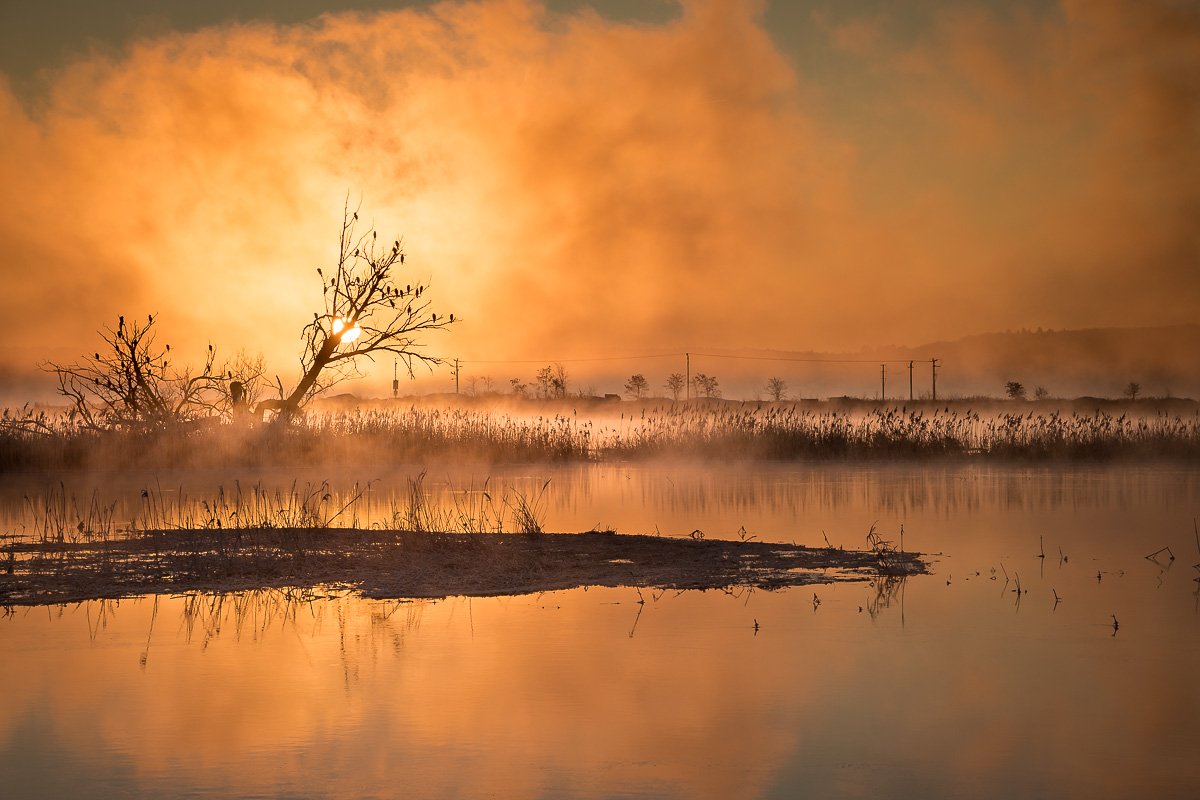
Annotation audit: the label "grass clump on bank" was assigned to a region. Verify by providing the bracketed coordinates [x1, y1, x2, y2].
[1, 480, 927, 607]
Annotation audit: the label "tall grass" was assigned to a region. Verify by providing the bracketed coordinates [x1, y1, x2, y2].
[598, 405, 1200, 460]
[3, 402, 1199, 469]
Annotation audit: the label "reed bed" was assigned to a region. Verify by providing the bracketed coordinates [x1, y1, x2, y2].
[598, 405, 1200, 460]
[3, 402, 1198, 470]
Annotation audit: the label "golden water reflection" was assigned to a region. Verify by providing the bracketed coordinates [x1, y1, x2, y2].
[1, 464, 1198, 797]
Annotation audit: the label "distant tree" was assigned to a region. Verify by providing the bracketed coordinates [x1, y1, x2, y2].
[1124, 382, 1141, 400]
[665, 373, 685, 401]
[510, 377, 527, 398]
[624, 374, 649, 400]
[1005, 381, 1027, 400]
[552, 364, 569, 398]
[535, 366, 554, 398]
[535, 363, 568, 398]
[464, 376, 478, 396]
[765, 376, 787, 402]
[1033, 386, 1050, 401]
[693, 373, 721, 399]
[480, 375, 495, 395]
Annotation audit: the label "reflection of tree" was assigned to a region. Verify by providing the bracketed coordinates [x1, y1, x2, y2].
[866, 575, 907, 620]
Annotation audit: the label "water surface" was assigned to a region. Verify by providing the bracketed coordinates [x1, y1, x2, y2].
[2, 463, 1197, 798]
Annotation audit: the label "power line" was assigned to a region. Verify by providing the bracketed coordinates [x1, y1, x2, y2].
[690, 352, 928, 365]
[459, 351, 932, 366]
[460, 353, 683, 365]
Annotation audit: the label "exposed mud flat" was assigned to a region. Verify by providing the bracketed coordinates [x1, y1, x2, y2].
[0, 528, 928, 606]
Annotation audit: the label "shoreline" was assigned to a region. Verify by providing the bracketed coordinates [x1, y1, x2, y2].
[0, 528, 928, 607]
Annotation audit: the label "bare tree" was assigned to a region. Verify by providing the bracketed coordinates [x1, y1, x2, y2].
[664, 373, 685, 401]
[765, 376, 787, 402]
[1033, 386, 1050, 401]
[510, 377, 528, 398]
[1124, 382, 1141, 400]
[553, 363, 569, 398]
[260, 199, 456, 419]
[624, 374, 649, 400]
[43, 314, 225, 431]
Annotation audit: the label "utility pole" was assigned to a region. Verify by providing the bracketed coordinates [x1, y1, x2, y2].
[908, 360, 914, 401]
[454, 358, 460, 394]
[392, 359, 399, 398]
[881, 364, 886, 401]
[686, 352, 691, 401]
[931, 358, 940, 402]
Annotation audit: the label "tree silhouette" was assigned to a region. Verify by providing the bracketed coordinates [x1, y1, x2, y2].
[693, 373, 721, 399]
[260, 199, 456, 420]
[624, 374, 649, 400]
[42, 314, 253, 431]
[1124, 382, 1141, 400]
[765, 376, 787, 402]
[1005, 381, 1026, 400]
[535, 364, 568, 399]
[664, 373, 685, 401]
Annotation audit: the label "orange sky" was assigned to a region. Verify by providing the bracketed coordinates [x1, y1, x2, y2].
[1, 0, 1197, 398]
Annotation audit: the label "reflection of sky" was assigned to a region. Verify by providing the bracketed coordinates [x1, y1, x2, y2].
[2, 560, 1198, 798]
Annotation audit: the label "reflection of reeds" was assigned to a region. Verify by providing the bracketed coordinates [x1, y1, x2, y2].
[866, 575, 906, 619]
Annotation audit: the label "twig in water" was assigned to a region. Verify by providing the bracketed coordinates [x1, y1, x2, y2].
[1038, 535, 1046, 559]
[1145, 546, 1175, 562]
[1192, 519, 1199, 574]
[628, 602, 643, 639]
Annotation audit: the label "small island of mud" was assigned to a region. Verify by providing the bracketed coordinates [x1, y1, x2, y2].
[0, 527, 928, 606]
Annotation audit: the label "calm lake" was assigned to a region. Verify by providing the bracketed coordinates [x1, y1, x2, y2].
[2, 462, 1198, 798]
